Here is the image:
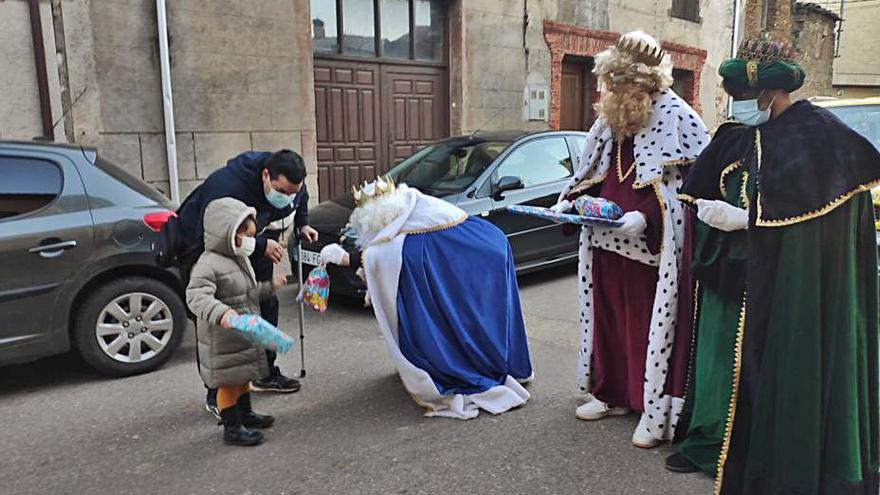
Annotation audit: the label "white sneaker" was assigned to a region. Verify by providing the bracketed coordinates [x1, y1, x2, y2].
[632, 413, 662, 449]
[575, 399, 631, 421]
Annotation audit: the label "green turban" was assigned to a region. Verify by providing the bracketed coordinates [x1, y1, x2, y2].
[719, 58, 806, 93]
[719, 38, 806, 93]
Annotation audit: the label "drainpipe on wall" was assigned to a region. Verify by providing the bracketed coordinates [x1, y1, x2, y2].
[27, 0, 54, 141]
[728, 0, 743, 119]
[156, 0, 180, 205]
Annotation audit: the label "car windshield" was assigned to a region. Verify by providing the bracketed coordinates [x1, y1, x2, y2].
[825, 104, 880, 150]
[386, 138, 512, 195]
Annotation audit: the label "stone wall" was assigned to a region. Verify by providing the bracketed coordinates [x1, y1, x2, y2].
[0, 1, 64, 140]
[792, 4, 838, 98]
[456, 0, 735, 133]
[739, 1, 838, 99]
[57, 0, 317, 203]
[743, 0, 793, 42]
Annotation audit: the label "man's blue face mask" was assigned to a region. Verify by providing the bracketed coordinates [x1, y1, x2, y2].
[265, 188, 294, 209]
[262, 170, 297, 209]
[731, 92, 774, 126]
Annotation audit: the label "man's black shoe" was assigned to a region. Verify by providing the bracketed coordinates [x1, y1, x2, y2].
[665, 452, 701, 473]
[205, 388, 220, 420]
[251, 374, 302, 394]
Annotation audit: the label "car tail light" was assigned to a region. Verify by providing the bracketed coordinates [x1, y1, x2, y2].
[143, 211, 176, 232]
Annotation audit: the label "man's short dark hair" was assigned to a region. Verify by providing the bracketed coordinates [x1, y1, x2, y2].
[263, 149, 306, 183]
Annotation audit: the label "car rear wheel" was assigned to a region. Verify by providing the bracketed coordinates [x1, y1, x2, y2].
[74, 277, 185, 376]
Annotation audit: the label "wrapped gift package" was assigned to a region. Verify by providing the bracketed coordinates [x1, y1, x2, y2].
[298, 265, 330, 313]
[573, 195, 624, 220]
[505, 204, 624, 227]
[227, 314, 295, 354]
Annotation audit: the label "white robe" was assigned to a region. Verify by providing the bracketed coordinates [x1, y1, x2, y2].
[362, 188, 532, 419]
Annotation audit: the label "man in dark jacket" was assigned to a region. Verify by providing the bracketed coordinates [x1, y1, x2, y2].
[170, 149, 318, 415]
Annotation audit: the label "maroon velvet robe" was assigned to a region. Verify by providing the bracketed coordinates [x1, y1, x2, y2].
[579, 139, 692, 412]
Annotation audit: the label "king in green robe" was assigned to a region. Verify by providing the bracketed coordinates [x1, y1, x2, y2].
[673, 38, 880, 494]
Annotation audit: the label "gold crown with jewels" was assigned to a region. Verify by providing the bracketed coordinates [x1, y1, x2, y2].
[616, 30, 666, 67]
[353, 176, 397, 207]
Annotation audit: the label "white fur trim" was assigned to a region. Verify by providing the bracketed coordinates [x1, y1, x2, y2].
[566, 93, 709, 441]
[359, 186, 529, 419]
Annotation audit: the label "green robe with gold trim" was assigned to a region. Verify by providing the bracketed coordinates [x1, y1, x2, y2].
[676, 126, 752, 473]
[682, 101, 880, 495]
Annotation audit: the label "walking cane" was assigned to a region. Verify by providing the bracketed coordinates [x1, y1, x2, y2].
[296, 239, 307, 378]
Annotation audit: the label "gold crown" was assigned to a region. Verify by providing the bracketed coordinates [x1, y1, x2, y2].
[353, 176, 396, 207]
[737, 36, 795, 64]
[616, 31, 666, 67]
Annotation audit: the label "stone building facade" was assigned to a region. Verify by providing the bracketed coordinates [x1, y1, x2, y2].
[792, 3, 839, 99]
[456, 0, 734, 135]
[823, 0, 880, 97]
[1, 0, 318, 201]
[4, 0, 791, 203]
[740, 0, 839, 99]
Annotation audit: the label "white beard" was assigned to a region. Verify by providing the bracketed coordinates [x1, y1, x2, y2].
[349, 184, 413, 249]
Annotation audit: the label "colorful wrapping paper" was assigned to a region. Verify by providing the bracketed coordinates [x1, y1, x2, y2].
[227, 314, 295, 354]
[505, 204, 624, 227]
[297, 265, 330, 313]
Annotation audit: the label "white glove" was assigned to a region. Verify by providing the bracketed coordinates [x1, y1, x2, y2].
[319, 243, 347, 265]
[549, 200, 573, 214]
[615, 211, 648, 236]
[696, 199, 749, 232]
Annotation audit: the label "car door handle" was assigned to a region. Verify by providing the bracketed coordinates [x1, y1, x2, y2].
[29, 240, 77, 258]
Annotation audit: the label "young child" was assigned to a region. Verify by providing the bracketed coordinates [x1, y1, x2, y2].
[186, 197, 287, 446]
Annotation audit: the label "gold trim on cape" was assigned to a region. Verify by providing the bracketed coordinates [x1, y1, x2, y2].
[739, 172, 750, 208]
[401, 214, 468, 235]
[714, 297, 747, 495]
[568, 171, 609, 198]
[753, 130, 880, 227]
[652, 183, 667, 250]
[633, 159, 695, 190]
[756, 182, 880, 227]
[616, 141, 637, 182]
[719, 160, 742, 199]
[677, 193, 698, 205]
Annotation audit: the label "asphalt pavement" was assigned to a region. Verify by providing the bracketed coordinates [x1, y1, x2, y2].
[0, 265, 713, 495]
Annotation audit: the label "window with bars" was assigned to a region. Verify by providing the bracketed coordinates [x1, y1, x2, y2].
[670, 0, 701, 23]
[310, 0, 446, 62]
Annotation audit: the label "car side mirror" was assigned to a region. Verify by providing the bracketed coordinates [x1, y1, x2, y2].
[494, 176, 525, 200]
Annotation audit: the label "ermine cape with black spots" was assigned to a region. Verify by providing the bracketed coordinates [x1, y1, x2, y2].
[561, 89, 710, 442]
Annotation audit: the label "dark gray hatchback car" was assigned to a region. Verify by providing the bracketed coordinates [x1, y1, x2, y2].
[299, 130, 587, 299]
[0, 140, 186, 376]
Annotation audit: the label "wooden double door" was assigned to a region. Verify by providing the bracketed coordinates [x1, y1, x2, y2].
[314, 59, 449, 200]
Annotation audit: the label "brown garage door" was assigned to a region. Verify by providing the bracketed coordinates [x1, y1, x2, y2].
[314, 60, 382, 201]
[381, 65, 448, 170]
[314, 60, 448, 200]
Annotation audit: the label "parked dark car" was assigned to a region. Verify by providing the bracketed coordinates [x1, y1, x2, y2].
[295, 130, 588, 299]
[0, 140, 186, 376]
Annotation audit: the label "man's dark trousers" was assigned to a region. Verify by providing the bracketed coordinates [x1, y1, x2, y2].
[250, 229, 282, 374]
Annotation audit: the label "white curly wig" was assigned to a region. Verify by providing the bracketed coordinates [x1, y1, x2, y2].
[593, 31, 674, 138]
[348, 183, 413, 249]
[594, 31, 673, 93]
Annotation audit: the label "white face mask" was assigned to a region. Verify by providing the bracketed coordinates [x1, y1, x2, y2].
[235, 235, 256, 257]
[731, 95, 774, 126]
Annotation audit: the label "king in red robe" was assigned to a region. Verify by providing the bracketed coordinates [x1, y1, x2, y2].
[555, 31, 710, 448]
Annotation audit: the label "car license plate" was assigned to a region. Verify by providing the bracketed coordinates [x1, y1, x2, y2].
[297, 248, 322, 267]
